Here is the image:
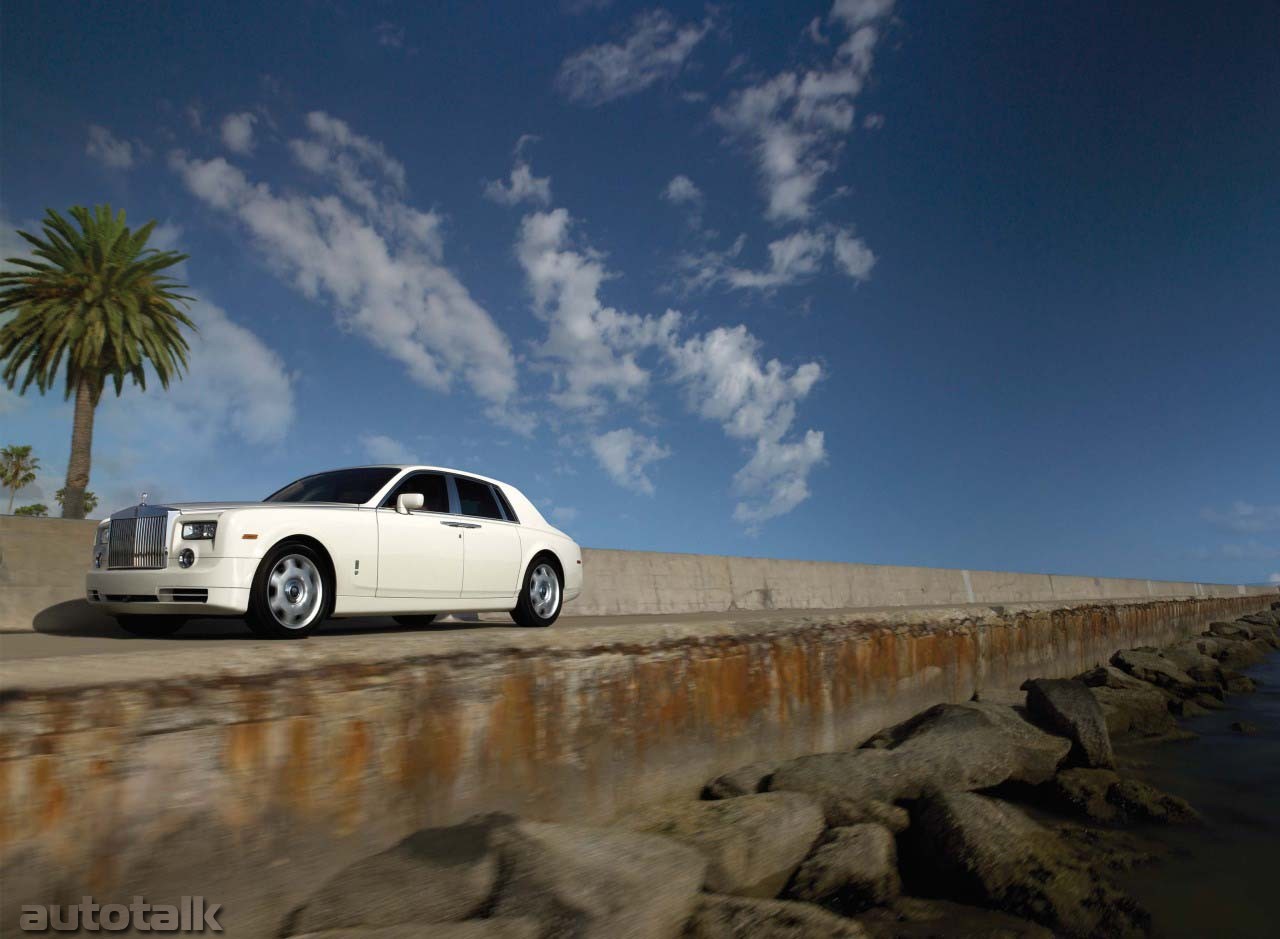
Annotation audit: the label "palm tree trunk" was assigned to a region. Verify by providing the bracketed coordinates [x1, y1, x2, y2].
[6, 488, 13, 515]
[62, 374, 98, 519]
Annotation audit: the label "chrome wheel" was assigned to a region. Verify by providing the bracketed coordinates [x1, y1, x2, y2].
[528, 563, 561, 619]
[267, 553, 324, 629]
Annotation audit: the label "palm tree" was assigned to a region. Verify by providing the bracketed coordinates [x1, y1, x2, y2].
[14, 503, 48, 517]
[0, 206, 194, 518]
[56, 487, 99, 514]
[1, 444, 40, 514]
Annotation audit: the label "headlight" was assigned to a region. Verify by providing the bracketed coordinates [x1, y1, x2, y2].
[181, 521, 217, 540]
[96, 525, 110, 545]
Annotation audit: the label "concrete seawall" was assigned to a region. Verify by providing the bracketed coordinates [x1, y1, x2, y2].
[0, 516, 1270, 630]
[1, 593, 1274, 936]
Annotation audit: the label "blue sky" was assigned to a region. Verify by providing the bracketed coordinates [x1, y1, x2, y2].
[1, 1, 1277, 585]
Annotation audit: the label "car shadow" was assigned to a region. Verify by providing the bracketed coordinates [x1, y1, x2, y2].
[29, 600, 507, 640]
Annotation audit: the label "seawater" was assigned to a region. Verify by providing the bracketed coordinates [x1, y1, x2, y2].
[1115, 654, 1280, 938]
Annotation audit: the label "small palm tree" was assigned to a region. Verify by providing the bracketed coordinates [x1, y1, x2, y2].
[1, 444, 40, 514]
[0, 206, 195, 518]
[56, 487, 99, 515]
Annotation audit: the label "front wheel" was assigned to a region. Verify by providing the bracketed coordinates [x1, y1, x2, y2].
[511, 559, 562, 627]
[116, 615, 186, 637]
[245, 542, 331, 639]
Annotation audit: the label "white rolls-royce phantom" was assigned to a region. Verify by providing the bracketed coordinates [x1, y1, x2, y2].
[85, 466, 583, 638]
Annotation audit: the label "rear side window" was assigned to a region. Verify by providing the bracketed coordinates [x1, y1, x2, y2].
[494, 486, 519, 524]
[454, 476, 504, 520]
[382, 473, 449, 513]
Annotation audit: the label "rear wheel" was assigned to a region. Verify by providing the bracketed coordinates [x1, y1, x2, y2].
[393, 614, 438, 627]
[116, 615, 186, 637]
[246, 542, 331, 639]
[511, 558, 562, 627]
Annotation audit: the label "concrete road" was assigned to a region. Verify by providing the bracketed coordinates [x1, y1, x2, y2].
[0, 607, 881, 661]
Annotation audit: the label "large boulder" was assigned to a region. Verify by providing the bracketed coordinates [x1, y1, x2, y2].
[1160, 640, 1224, 677]
[685, 894, 869, 938]
[1049, 768, 1200, 825]
[1214, 638, 1271, 670]
[291, 922, 538, 939]
[1208, 621, 1253, 641]
[284, 816, 502, 935]
[1076, 665, 1151, 691]
[770, 704, 1069, 820]
[1087, 684, 1181, 740]
[1110, 649, 1198, 694]
[1023, 678, 1115, 768]
[705, 762, 778, 799]
[902, 791, 1149, 938]
[629, 792, 824, 897]
[785, 824, 900, 914]
[857, 897, 1054, 939]
[490, 818, 707, 939]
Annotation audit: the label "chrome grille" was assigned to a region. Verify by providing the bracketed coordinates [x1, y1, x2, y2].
[107, 514, 169, 569]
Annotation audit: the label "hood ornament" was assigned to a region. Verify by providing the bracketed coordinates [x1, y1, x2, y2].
[139, 491, 149, 506]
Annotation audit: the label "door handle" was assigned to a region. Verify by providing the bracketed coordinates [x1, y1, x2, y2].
[441, 521, 481, 529]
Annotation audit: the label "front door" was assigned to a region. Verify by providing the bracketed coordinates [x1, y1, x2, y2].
[375, 473, 464, 598]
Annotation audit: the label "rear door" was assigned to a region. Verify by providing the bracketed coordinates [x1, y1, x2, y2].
[451, 475, 523, 598]
[375, 472, 464, 598]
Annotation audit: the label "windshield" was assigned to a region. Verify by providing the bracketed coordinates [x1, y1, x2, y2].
[264, 467, 399, 504]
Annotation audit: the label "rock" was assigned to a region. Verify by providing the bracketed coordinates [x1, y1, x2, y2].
[1230, 720, 1259, 734]
[1225, 673, 1257, 694]
[971, 687, 1026, 708]
[902, 790, 1149, 937]
[685, 894, 869, 938]
[817, 795, 911, 831]
[1239, 611, 1280, 628]
[1109, 778, 1200, 824]
[1185, 663, 1227, 688]
[1049, 768, 1199, 825]
[491, 818, 706, 939]
[1076, 665, 1152, 691]
[291, 922, 539, 939]
[1215, 638, 1270, 670]
[1272, 601, 1280, 611]
[1051, 823, 1162, 873]
[1208, 621, 1253, 641]
[1087, 684, 1181, 740]
[770, 704, 1069, 825]
[629, 792, 824, 897]
[705, 762, 778, 799]
[856, 897, 1054, 939]
[1162, 640, 1223, 676]
[1111, 648, 1197, 694]
[1023, 678, 1115, 768]
[285, 816, 502, 935]
[786, 824, 900, 914]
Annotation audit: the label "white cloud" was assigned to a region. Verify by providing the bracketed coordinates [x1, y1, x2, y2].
[683, 225, 875, 291]
[484, 144, 552, 207]
[1269, 572, 1280, 585]
[171, 112, 519, 424]
[832, 229, 876, 280]
[1218, 541, 1280, 561]
[662, 174, 703, 205]
[511, 202, 825, 522]
[220, 112, 258, 154]
[374, 21, 405, 48]
[360, 433, 418, 464]
[591, 428, 670, 495]
[863, 112, 885, 130]
[86, 125, 138, 169]
[667, 325, 825, 521]
[714, 1, 894, 221]
[516, 208, 681, 415]
[1202, 502, 1280, 534]
[550, 504, 580, 524]
[557, 9, 713, 106]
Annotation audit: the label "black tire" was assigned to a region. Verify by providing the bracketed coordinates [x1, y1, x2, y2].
[393, 614, 438, 627]
[511, 557, 563, 627]
[116, 615, 186, 637]
[245, 541, 332, 639]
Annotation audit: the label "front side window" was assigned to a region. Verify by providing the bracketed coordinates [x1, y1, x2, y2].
[265, 468, 399, 504]
[454, 476, 504, 520]
[381, 473, 449, 513]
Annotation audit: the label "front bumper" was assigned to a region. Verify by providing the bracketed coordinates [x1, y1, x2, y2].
[86, 555, 257, 616]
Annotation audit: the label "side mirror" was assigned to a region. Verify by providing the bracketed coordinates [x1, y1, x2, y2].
[396, 493, 425, 515]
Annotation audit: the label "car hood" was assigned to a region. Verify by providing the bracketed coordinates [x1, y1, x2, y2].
[145, 502, 366, 514]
